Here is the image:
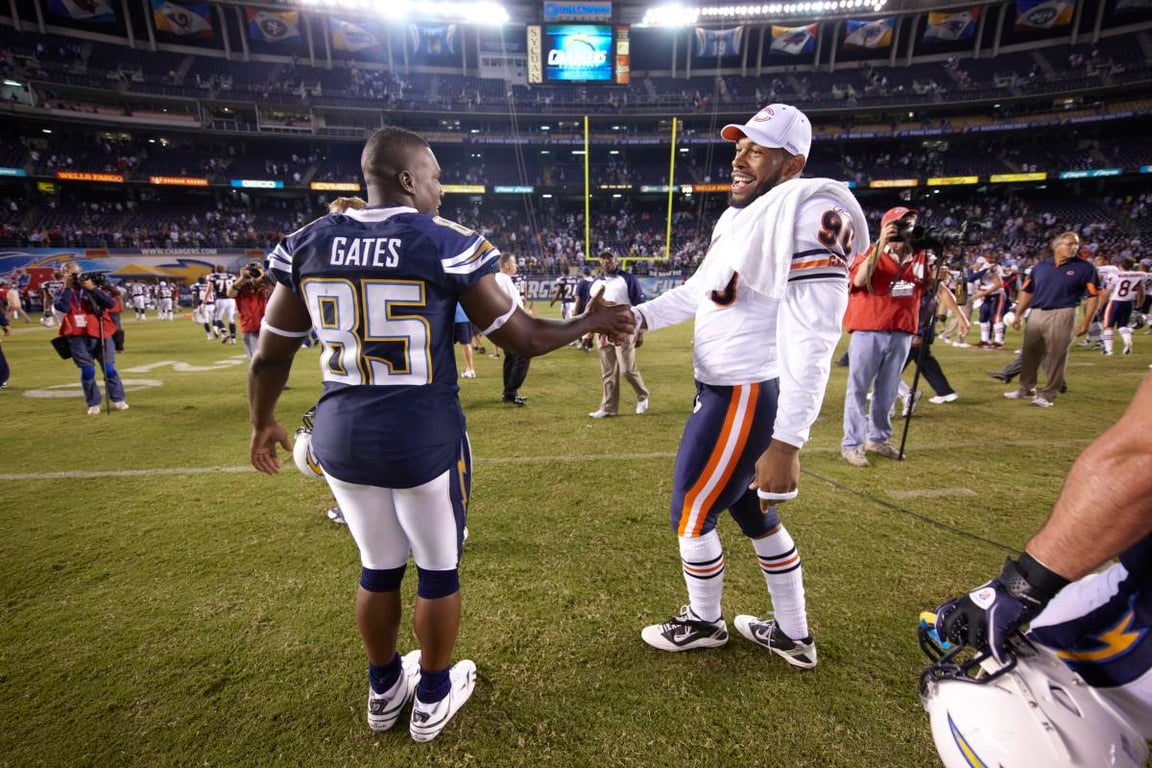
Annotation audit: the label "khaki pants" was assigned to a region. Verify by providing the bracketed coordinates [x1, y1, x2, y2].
[598, 332, 649, 414]
[1019, 307, 1076, 402]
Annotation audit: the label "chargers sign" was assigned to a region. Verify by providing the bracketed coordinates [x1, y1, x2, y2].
[543, 1, 612, 21]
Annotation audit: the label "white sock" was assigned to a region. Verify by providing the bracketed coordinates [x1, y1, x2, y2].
[993, 323, 1004, 344]
[678, 530, 724, 624]
[979, 322, 990, 343]
[752, 526, 809, 640]
[1120, 327, 1133, 352]
[1103, 329, 1114, 354]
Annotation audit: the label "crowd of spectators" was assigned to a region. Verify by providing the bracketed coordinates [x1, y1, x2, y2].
[0, 188, 1144, 280]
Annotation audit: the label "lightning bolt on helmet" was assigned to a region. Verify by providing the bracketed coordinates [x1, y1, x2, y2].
[918, 623, 1147, 768]
[292, 406, 325, 480]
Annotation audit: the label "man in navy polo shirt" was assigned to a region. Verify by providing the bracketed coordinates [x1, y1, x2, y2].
[1005, 231, 1100, 408]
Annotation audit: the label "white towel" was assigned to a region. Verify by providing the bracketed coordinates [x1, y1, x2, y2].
[706, 177, 870, 299]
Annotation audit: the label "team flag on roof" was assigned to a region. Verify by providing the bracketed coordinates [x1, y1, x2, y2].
[408, 24, 459, 56]
[46, 0, 116, 23]
[151, 0, 213, 37]
[1015, 0, 1075, 28]
[330, 18, 379, 52]
[924, 9, 980, 41]
[769, 24, 816, 55]
[843, 18, 894, 48]
[245, 9, 300, 43]
[694, 27, 745, 57]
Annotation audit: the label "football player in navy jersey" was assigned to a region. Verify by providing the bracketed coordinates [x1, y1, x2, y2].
[247, 125, 633, 742]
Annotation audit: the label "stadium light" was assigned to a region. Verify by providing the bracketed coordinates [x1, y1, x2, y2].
[640, 0, 886, 26]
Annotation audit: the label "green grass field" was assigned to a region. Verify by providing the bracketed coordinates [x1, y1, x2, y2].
[1, 310, 1149, 768]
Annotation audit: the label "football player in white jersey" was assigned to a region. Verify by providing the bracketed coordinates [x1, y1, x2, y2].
[633, 104, 869, 668]
[129, 280, 148, 320]
[1100, 257, 1146, 355]
[970, 252, 1007, 348]
[207, 266, 238, 344]
[1087, 254, 1120, 349]
[156, 280, 174, 321]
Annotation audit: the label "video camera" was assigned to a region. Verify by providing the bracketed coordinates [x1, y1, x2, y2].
[71, 271, 107, 288]
[891, 220, 984, 251]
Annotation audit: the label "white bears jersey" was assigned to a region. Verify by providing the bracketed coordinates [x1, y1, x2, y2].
[1097, 264, 1119, 292]
[1106, 270, 1145, 304]
[636, 193, 854, 448]
[976, 262, 1005, 296]
[158, 284, 173, 300]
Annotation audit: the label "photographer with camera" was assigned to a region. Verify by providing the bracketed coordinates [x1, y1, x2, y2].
[54, 262, 128, 415]
[228, 261, 273, 359]
[840, 206, 931, 467]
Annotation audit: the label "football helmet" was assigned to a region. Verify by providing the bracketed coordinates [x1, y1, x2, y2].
[1130, 313, 1147, 330]
[1002, 311, 1016, 327]
[292, 407, 325, 480]
[919, 624, 1147, 768]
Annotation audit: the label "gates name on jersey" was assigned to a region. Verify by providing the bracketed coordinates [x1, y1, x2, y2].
[266, 205, 500, 487]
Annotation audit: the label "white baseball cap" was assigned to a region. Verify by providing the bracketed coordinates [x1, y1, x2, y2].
[721, 104, 812, 159]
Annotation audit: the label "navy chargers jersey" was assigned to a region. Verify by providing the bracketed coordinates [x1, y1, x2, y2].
[555, 274, 578, 302]
[1030, 535, 1152, 690]
[267, 204, 500, 488]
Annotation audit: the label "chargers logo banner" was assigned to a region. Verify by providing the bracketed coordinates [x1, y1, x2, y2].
[1015, 0, 1075, 28]
[330, 18, 379, 52]
[844, 18, 893, 48]
[46, 0, 116, 23]
[152, 0, 212, 37]
[770, 24, 816, 55]
[408, 24, 459, 56]
[245, 9, 299, 43]
[924, 9, 979, 41]
[694, 27, 744, 57]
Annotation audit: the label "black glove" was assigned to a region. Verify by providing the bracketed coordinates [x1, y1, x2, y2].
[935, 554, 1069, 664]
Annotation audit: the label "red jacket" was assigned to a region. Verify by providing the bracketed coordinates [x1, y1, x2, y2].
[843, 245, 930, 334]
[57, 287, 120, 339]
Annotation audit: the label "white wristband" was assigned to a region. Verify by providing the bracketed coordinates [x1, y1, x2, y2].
[756, 488, 798, 502]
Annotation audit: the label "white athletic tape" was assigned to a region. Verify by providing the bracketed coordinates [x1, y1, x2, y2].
[756, 488, 798, 501]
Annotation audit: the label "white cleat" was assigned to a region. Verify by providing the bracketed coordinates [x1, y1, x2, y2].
[641, 605, 728, 652]
[409, 659, 477, 742]
[367, 650, 420, 732]
[733, 615, 817, 669]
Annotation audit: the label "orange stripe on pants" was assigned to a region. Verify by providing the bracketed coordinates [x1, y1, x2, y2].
[678, 383, 758, 538]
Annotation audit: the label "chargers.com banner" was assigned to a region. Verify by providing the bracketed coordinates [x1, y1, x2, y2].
[0, 249, 265, 290]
